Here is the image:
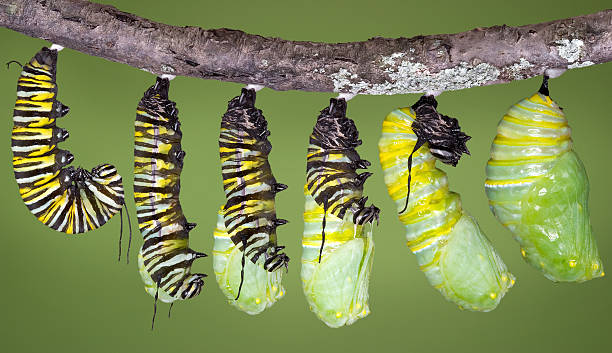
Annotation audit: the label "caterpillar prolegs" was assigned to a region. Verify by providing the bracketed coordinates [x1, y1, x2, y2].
[301, 98, 379, 328]
[134, 77, 206, 326]
[485, 77, 603, 282]
[10, 47, 128, 240]
[216, 88, 289, 308]
[378, 96, 514, 311]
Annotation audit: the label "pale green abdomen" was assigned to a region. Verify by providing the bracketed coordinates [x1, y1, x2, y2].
[487, 151, 604, 282]
[301, 193, 373, 328]
[212, 208, 285, 315]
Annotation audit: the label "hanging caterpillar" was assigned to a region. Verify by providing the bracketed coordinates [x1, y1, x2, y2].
[378, 95, 514, 311]
[485, 77, 604, 282]
[134, 77, 207, 327]
[301, 98, 379, 328]
[213, 205, 285, 314]
[11, 46, 127, 237]
[218, 87, 289, 302]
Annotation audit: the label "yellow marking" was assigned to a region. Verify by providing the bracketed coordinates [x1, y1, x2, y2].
[489, 292, 497, 299]
[487, 155, 557, 166]
[492, 135, 569, 147]
[335, 312, 342, 318]
[569, 260, 577, 268]
[593, 263, 599, 270]
[255, 298, 261, 304]
[485, 177, 538, 186]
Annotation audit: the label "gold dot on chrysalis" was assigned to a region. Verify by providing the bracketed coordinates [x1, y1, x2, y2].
[255, 298, 261, 304]
[521, 249, 526, 257]
[569, 260, 577, 268]
[592, 263, 599, 270]
[511, 278, 516, 285]
[355, 303, 361, 310]
[335, 312, 343, 318]
[489, 292, 497, 299]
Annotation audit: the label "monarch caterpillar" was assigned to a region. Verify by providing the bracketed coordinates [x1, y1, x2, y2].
[378, 95, 514, 311]
[302, 98, 379, 328]
[134, 77, 207, 328]
[10, 46, 128, 240]
[213, 206, 285, 314]
[485, 77, 604, 282]
[218, 87, 289, 302]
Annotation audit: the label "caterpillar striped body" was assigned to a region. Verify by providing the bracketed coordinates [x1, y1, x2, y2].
[378, 96, 514, 311]
[213, 206, 285, 314]
[485, 78, 603, 282]
[301, 98, 379, 328]
[11, 47, 125, 235]
[219, 88, 289, 301]
[134, 78, 206, 318]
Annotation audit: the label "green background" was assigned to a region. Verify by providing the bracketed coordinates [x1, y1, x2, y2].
[1, 0, 610, 352]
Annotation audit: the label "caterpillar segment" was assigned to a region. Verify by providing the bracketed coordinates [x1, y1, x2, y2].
[378, 95, 514, 311]
[302, 98, 379, 328]
[134, 77, 206, 327]
[219, 88, 289, 302]
[485, 77, 603, 282]
[11, 47, 126, 236]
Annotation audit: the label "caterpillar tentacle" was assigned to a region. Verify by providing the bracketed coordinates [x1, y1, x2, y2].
[11, 47, 125, 235]
[485, 78, 603, 282]
[135, 77, 206, 309]
[379, 96, 514, 312]
[214, 87, 288, 314]
[302, 98, 378, 328]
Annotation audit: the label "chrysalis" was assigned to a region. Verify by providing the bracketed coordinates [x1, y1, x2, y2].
[301, 98, 379, 327]
[11, 47, 127, 236]
[485, 77, 604, 282]
[378, 95, 514, 311]
[216, 88, 289, 310]
[134, 77, 206, 328]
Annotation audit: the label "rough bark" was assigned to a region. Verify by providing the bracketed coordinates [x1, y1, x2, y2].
[0, 0, 610, 94]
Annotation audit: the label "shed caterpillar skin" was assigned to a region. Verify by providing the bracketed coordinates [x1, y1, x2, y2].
[301, 98, 379, 328]
[134, 77, 206, 306]
[378, 96, 514, 311]
[11, 47, 125, 234]
[213, 206, 285, 314]
[219, 88, 289, 301]
[485, 79, 603, 282]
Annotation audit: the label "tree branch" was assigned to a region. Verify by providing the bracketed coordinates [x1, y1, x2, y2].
[0, 0, 610, 94]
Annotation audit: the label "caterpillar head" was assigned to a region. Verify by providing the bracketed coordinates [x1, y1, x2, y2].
[353, 198, 380, 225]
[263, 246, 290, 272]
[411, 95, 471, 166]
[90, 164, 122, 186]
[178, 273, 207, 300]
[312, 98, 361, 149]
